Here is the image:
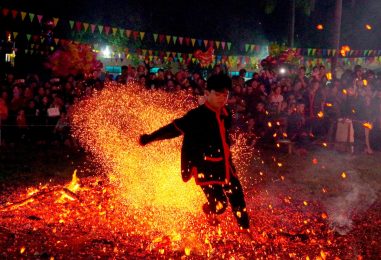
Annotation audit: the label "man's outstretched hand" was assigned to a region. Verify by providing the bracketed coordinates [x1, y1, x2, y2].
[139, 134, 151, 146]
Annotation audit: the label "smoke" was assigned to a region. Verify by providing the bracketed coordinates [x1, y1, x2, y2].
[324, 169, 377, 235]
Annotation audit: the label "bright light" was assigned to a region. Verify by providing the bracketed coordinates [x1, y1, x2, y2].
[279, 67, 286, 75]
[365, 24, 372, 30]
[102, 46, 111, 58]
[316, 24, 324, 30]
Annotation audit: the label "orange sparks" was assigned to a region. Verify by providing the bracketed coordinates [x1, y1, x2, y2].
[363, 122, 373, 130]
[322, 143, 328, 147]
[316, 24, 324, 30]
[277, 162, 283, 167]
[68, 81, 256, 241]
[365, 24, 372, 30]
[341, 172, 347, 179]
[268, 122, 273, 128]
[342, 89, 347, 95]
[303, 201, 308, 206]
[317, 111, 324, 118]
[20, 246, 26, 254]
[325, 103, 333, 107]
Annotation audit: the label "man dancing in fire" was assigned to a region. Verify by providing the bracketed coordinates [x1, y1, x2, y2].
[139, 73, 253, 237]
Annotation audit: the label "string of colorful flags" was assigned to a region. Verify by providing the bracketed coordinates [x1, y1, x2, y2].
[2, 6, 381, 58]
[14, 31, 381, 70]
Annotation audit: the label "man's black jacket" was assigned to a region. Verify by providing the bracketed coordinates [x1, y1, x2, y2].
[141, 102, 236, 186]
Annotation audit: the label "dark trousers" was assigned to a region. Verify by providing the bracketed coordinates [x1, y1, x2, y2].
[201, 174, 250, 229]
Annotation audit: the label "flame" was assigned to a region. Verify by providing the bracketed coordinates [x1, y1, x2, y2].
[317, 111, 324, 118]
[326, 72, 332, 80]
[316, 24, 324, 30]
[362, 79, 368, 86]
[20, 246, 26, 254]
[325, 103, 333, 107]
[342, 89, 347, 95]
[341, 172, 347, 179]
[312, 158, 318, 164]
[268, 122, 272, 128]
[365, 24, 372, 30]
[362, 122, 373, 130]
[66, 170, 80, 192]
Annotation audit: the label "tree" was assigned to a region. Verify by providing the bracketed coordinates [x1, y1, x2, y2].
[261, 0, 316, 47]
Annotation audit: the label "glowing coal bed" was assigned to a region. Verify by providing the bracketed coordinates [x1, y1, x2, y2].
[0, 82, 380, 259]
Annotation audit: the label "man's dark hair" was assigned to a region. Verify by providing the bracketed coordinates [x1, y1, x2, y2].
[206, 73, 232, 92]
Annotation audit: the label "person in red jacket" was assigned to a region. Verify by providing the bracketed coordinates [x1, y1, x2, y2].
[139, 73, 251, 233]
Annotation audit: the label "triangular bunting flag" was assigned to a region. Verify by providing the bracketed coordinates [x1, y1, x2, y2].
[26, 34, 31, 41]
[216, 41, 220, 49]
[29, 13, 35, 22]
[191, 38, 196, 46]
[140, 32, 145, 41]
[53, 17, 59, 27]
[119, 28, 124, 37]
[37, 15, 43, 24]
[251, 45, 255, 52]
[104, 26, 110, 35]
[11, 10, 18, 19]
[227, 42, 232, 50]
[90, 24, 96, 33]
[2, 8, 9, 17]
[172, 36, 177, 44]
[178, 37, 184, 45]
[245, 44, 250, 52]
[112, 27, 118, 36]
[69, 20, 75, 29]
[153, 33, 158, 42]
[54, 38, 59, 45]
[166, 35, 171, 44]
[25, 49, 28, 54]
[133, 31, 139, 40]
[197, 39, 202, 46]
[83, 23, 89, 32]
[203, 40, 208, 47]
[184, 37, 190, 45]
[75, 21, 82, 32]
[126, 29, 132, 37]
[221, 41, 226, 50]
[209, 40, 214, 48]
[21, 11, 27, 21]
[159, 34, 165, 43]
[13, 32, 18, 39]
[98, 25, 104, 34]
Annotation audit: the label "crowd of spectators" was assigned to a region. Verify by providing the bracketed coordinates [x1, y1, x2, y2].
[1, 63, 381, 155]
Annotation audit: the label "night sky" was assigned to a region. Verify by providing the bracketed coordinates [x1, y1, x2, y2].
[2, 0, 381, 50]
